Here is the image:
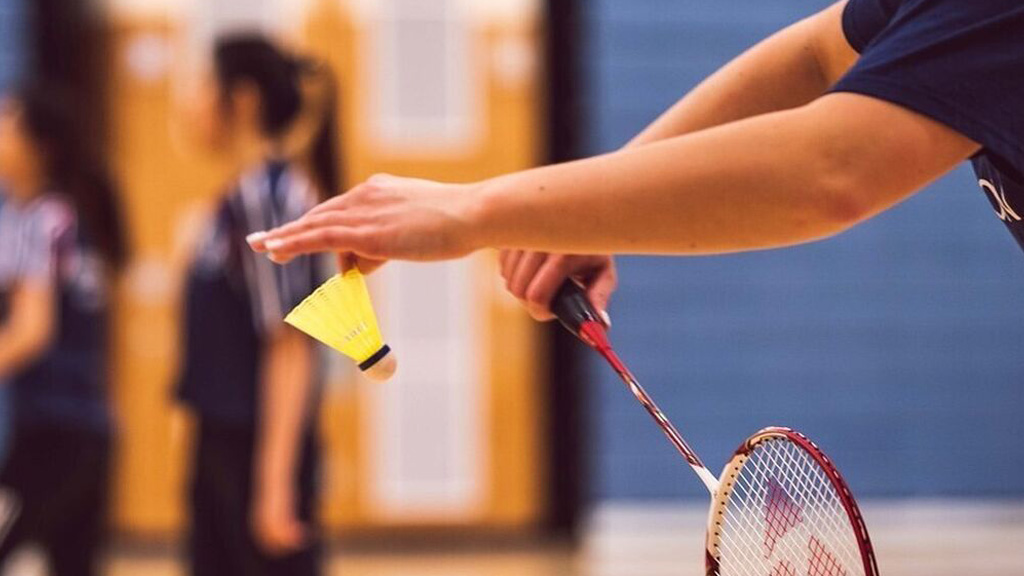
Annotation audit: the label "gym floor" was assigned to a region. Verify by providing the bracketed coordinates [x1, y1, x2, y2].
[85, 500, 1023, 576]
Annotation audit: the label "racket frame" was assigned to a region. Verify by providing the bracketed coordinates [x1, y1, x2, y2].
[705, 427, 879, 576]
[550, 281, 877, 576]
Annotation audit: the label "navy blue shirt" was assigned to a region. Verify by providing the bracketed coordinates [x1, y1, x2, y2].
[833, 0, 1024, 252]
[0, 193, 111, 432]
[177, 160, 322, 426]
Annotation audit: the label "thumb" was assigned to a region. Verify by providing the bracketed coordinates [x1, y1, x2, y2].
[355, 256, 388, 274]
[336, 253, 355, 272]
[586, 270, 616, 326]
[336, 253, 388, 275]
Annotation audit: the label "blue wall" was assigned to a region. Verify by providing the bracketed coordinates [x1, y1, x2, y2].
[0, 0, 26, 464]
[0, 0, 25, 91]
[581, 0, 1024, 500]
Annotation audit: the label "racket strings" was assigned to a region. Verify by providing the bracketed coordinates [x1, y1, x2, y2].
[713, 439, 863, 576]
[719, 444, 858, 575]
[725, 450, 856, 575]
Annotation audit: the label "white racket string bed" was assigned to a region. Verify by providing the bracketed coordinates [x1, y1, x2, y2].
[551, 281, 879, 576]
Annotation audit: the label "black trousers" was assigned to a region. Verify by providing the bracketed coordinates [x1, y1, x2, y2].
[0, 425, 110, 576]
[188, 420, 321, 576]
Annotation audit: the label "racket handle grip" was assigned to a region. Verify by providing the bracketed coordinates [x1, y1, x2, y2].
[551, 280, 604, 338]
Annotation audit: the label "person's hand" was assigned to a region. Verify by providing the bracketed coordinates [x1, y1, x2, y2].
[499, 251, 616, 322]
[247, 174, 481, 266]
[252, 480, 307, 556]
[335, 252, 388, 275]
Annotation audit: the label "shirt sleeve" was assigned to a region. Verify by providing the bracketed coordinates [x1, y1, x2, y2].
[831, 0, 1024, 174]
[17, 199, 74, 286]
[841, 0, 900, 53]
[235, 166, 321, 334]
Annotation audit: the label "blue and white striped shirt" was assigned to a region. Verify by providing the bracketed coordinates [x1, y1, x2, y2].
[178, 160, 323, 424]
[0, 192, 111, 431]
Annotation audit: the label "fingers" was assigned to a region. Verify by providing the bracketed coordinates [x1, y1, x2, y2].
[262, 220, 378, 264]
[497, 252, 611, 322]
[522, 256, 570, 321]
[246, 184, 371, 254]
[508, 252, 549, 300]
[247, 177, 398, 255]
[246, 231, 271, 252]
[586, 264, 617, 326]
[498, 249, 516, 278]
[500, 250, 524, 285]
[514, 255, 616, 323]
[247, 215, 327, 254]
[247, 196, 355, 253]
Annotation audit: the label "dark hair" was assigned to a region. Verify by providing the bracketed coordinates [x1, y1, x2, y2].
[214, 34, 340, 198]
[16, 84, 129, 271]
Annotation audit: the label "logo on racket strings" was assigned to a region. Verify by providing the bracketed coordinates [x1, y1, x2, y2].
[764, 477, 803, 557]
[763, 477, 849, 576]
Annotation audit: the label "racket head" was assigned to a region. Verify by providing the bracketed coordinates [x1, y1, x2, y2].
[705, 427, 878, 576]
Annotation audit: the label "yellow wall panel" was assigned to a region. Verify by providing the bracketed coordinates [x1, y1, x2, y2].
[107, 0, 546, 536]
[108, 20, 225, 536]
[302, 0, 547, 532]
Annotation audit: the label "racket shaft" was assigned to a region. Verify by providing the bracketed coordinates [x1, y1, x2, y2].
[604, 350, 720, 495]
[550, 282, 719, 494]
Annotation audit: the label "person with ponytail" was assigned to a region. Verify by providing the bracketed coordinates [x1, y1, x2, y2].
[175, 33, 339, 576]
[0, 84, 127, 576]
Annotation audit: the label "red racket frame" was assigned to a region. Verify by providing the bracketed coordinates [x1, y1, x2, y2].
[705, 427, 879, 576]
[551, 281, 877, 576]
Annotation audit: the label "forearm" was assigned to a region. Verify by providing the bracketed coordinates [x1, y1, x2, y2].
[472, 95, 974, 255]
[0, 285, 55, 378]
[256, 330, 314, 499]
[477, 115, 844, 255]
[0, 331, 41, 378]
[627, 1, 851, 148]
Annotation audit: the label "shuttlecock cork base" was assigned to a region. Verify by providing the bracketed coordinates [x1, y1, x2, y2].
[359, 345, 397, 381]
[285, 269, 397, 382]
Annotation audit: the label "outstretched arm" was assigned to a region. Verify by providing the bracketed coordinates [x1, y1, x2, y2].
[504, 0, 856, 318]
[251, 93, 977, 260]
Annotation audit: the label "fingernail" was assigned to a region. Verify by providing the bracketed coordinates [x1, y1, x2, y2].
[599, 310, 612, 327]
[268, 252, 289, 264]
[265, 239, 284, 251]
[245, 232, 268, 246]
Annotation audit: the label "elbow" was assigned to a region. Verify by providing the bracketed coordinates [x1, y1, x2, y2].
[808, 149, 877, 232]
[816, 178, 872, 231]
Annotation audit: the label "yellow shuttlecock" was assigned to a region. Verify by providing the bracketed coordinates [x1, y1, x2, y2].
[285, 269, 397, 381]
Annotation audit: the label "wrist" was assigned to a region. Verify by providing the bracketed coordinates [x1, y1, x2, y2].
[461, 176, 509, 250]
[257, 464, 294, 497]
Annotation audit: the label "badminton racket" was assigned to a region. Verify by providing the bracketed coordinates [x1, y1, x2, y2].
[551, 280, 879, 576]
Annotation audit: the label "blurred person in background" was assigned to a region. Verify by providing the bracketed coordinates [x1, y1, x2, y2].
[175, 33, 338, 576]
[0, 85, 128, 576]
[0, 190, 9, 467]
